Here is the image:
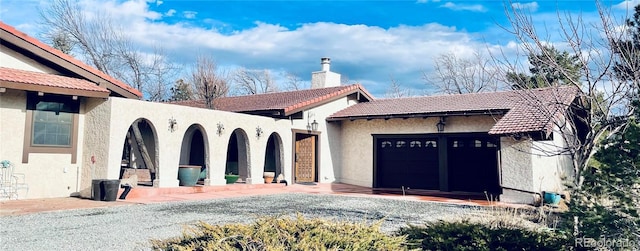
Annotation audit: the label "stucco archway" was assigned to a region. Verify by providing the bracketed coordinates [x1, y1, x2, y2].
[264, 133, 284, 183]
[120, 118, 159, 186]
[225, 128, 251, 182]
[179, 124, 209, 183]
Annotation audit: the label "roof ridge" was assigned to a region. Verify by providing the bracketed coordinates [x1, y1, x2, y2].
[0, 21, 142, 98]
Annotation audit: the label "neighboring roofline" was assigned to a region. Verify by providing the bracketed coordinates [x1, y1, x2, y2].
[283, 84, 373, 116]
[327, 109, 509, 122]
[0, 21, 142, 99]
[1, 80, 110, 98]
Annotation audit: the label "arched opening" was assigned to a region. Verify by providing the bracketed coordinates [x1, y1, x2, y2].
[120, 118, 158, 186]
[264, 133, 284, 183]
[179, 124, 209, 184]
[225, 129, 250, 182]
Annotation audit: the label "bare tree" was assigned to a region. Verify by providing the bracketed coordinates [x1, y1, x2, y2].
[191, 56, 228, 109]
[496, 1, 638, 177]
[39, 0, 177, 100]
[283, 72, 309, 91]
[494, 1, 639, 239]
[232, 68, 278, 95]
[385, 75, 412, 98]
[424, 49, 501, 94]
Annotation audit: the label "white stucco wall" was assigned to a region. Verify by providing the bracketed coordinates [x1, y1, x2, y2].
[289, 96, 358, 183]
[339, 115, 499, 187]
[77, 97, 294, 197]
[500, 137, 535, 203]
[531, 127, 574, 195]
[0, 45, 59, 74]
[0, 89, 86, 199]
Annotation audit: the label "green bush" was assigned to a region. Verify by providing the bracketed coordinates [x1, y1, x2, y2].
[397, 220, 572, 251]
[150, 215, 406, 251]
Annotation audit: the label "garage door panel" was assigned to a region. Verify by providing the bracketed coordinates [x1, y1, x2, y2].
[448, 137, 500, 193]
[376, 138, 439, 190]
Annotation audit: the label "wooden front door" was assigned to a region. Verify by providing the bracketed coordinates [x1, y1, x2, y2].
[295, 134, 316, 183]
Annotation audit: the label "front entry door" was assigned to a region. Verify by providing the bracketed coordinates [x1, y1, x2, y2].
[295, 134, 316, 183]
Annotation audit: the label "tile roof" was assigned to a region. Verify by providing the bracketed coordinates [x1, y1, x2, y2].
[171, 84, 373, 116]
[329, 86, 579, 135]
[0, 21, 142, 98]
[0, 67, 110, 98]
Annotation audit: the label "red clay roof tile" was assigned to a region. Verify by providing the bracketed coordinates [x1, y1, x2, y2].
[172, 84, 373, 115]
[0, 67, 110, 97]
[0, 21, 142, 98]
[329, 86, 578, 135]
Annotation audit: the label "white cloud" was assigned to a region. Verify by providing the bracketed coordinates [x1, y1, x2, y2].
[1, 0, 518, 96]
[183, 11, 197, 19]
[614, 0, 640, 10]
[165, 9, 176, 17]
[511, 2, 539, 12]
[439, 2, 487, 12]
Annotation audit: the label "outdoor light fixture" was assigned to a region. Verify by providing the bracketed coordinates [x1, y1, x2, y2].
[306, 113, 319, 132]
[436, 117, 446, 132]
[168, 117, 178, 132]
[216, 122, 225, 136]
[256, 126, 264, 138]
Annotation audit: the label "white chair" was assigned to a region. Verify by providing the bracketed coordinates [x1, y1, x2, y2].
[0, 161, 28, 200]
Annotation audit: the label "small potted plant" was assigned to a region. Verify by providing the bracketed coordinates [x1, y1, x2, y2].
[263, 172, 275, 184]
[224, 173, 239, 184]
[1, 160, 13, 169]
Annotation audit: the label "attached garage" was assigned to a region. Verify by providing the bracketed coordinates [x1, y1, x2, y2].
[373, 134, 500, 196]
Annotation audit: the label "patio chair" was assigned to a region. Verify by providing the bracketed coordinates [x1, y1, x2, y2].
[1, 169, 17, 200]
[0, 161, 28, 200]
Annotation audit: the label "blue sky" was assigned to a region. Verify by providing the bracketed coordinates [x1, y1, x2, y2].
[1, 0, 638, 97]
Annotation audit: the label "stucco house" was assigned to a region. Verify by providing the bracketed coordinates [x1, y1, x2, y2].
[1, 22, 577, 204]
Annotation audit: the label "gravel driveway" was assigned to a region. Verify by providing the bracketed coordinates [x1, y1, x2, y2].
[0, 193, 480, 250]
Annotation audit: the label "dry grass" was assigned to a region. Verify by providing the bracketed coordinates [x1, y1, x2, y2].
[150, 214, 406, 251]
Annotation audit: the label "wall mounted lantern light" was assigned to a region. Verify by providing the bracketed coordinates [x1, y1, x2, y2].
[168, 117, 178, 132]
[256, 126, 264, 139]
[216, 122, 225, 136]
[436, 117, 446, 132]
[307, 119, 319, 132]
[306, 112, 319, 132]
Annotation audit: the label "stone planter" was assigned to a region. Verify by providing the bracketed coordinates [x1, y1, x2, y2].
[178, 165, 201, 186]
[263, 172, 275, 184]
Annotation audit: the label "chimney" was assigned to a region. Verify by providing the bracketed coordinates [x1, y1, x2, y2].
[321, 57, 331, 71]
[311, 57, 341, 89]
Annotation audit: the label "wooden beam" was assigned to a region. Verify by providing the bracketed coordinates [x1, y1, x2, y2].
[129, 122, 156, 175]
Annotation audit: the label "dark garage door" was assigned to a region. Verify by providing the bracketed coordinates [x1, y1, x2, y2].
[447, 137, 500, 194]
[375, 135, 500, 195]
[375, 137, 439, 190]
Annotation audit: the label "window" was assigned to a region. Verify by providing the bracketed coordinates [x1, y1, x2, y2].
[452, 140, 464, 148]
[28, 95, 79, 146]
[23, 93, 80, 163]
[33, 108, 73, 146]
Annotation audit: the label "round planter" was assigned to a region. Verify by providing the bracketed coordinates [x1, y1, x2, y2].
[263, 172, 275, 184]
[178, 165, 201, 186]
[225, 175, 240, 184]
[543, 191, 562, 205]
